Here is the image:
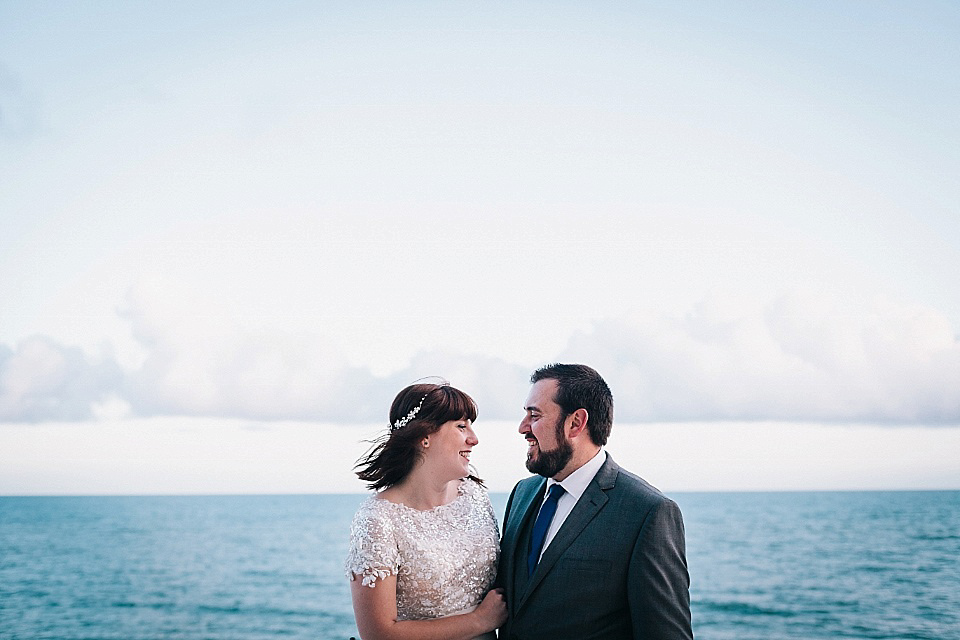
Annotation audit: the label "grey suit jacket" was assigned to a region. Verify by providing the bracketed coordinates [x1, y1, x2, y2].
[497, 454, 693, 640]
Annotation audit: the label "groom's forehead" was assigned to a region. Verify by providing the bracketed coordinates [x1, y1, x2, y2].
[525, 379, 559, 408]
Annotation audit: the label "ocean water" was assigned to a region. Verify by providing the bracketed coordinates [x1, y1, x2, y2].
[1, 491, 958, 639]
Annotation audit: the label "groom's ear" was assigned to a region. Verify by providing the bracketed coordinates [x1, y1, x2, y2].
[567, 408, 589, 438]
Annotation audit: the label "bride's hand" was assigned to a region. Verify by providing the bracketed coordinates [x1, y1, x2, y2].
[472, 588, 508, 631]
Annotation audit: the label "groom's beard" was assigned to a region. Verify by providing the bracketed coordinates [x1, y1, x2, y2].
[525, 416, 574, 478]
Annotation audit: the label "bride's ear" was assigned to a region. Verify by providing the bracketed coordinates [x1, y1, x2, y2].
[422, 438, 429, 448]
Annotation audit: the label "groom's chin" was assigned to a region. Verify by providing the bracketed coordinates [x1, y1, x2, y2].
[525, 453, 542, 475]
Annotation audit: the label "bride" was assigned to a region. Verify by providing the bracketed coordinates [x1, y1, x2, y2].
[345, 382, 507, 640]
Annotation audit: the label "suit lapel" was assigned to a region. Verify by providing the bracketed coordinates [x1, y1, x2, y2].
[504, 478, 546, 602]
[516, 455, 620, 611]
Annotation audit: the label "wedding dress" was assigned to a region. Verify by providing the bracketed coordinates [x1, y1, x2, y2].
[346, 478, 500, 638]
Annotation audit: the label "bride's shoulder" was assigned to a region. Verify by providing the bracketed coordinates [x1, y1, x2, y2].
[353, 491, 393, 521]
[461, 476, 490, 499]
[349, 493, 400, 540]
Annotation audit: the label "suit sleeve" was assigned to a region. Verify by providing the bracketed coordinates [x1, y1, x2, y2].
[501, 482, 520, 532]
[628, 498, 693, 640]
[494, 482, 521, 591]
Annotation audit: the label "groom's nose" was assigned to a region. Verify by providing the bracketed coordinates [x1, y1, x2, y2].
[518, 416, 531, 434]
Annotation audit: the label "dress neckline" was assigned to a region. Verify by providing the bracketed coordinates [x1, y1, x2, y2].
[375, 478, 468, 513]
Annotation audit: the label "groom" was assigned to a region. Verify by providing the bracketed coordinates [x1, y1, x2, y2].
[498, 363, 693, 640]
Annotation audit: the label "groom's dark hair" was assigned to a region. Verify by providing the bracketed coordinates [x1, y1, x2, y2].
[531, 363, 613, 446]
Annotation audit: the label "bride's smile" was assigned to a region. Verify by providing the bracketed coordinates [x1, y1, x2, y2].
[424, 418, 478, 479]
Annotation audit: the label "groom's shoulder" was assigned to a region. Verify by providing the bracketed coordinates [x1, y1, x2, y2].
[513, 474, 545, 493]
[507, 474, 545, 504]
[502, 475, 544, 525]
[607, 459, 674, 509]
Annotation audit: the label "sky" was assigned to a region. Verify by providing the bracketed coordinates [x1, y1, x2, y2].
[2, 1, 959, 495]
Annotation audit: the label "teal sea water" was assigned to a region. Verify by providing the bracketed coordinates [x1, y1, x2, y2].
[1, 491, 958, 639]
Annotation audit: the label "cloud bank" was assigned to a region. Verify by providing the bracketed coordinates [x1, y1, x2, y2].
[563, 291, 960, 424]
[2, 292, 958, 425]
[0, 336, 121, 422]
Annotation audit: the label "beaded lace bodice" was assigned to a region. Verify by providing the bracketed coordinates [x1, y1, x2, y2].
[345, 478, 500, 620]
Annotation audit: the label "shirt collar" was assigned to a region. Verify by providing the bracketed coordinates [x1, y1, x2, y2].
[547, 449, 606, 501]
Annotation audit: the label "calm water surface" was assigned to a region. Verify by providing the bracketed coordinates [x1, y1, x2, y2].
[1, 491, 958, 639]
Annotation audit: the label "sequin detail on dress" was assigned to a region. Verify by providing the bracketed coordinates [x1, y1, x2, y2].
[344, 479, 500, 621]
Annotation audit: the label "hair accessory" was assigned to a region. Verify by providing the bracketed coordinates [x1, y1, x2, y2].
[392, 392, 430, 431]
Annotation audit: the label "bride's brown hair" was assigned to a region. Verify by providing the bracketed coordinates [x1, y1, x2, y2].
[354, 382, 483, 491]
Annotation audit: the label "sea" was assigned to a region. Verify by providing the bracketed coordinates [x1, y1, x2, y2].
[1, 491, 958, 640]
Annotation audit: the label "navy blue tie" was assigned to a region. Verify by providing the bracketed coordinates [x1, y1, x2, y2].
[528, 483, 565, 576]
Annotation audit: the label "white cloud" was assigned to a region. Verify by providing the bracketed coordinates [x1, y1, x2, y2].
[121, 331, 528, 423]
[114, 282, 528, 422]
[3, 290, 958, 425]
[117, 282, 355, 420]
[0, 336, 120, 422]
[562, 291, 960, 423]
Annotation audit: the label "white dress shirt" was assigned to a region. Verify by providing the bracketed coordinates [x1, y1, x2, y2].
[536, 448, 606, 562]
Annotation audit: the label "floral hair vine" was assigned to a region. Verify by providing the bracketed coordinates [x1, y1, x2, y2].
[391, 392, 430, 431]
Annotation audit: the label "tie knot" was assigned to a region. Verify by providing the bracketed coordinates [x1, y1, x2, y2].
[547, 483, 565, 500]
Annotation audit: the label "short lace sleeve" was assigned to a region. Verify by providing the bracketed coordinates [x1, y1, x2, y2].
[345, 497, 402, 588]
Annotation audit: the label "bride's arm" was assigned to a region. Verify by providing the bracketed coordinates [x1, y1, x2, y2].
[349, 574, 506, 640]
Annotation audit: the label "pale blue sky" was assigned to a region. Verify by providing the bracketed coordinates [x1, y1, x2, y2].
[2, 2, 958, 493]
